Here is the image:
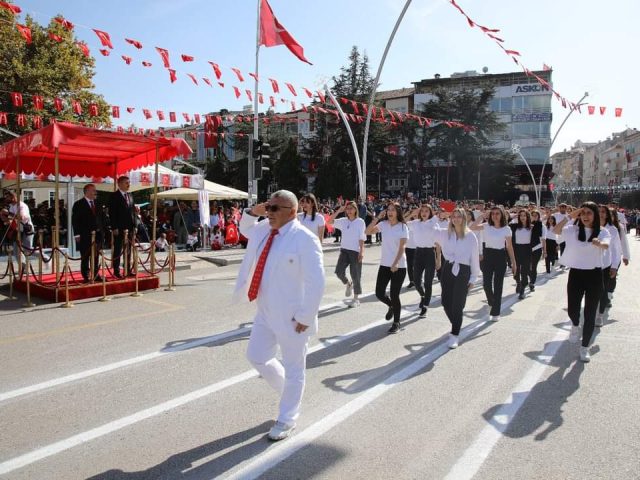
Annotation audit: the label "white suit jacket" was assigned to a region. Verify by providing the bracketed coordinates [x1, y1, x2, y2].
[233, 211, 325, 336]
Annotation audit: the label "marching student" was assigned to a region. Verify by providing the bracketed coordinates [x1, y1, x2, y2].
[328, 201, 366, 307]
[298, 193, 325, 242]
[511, 209, 534, 300]
[554, 202, 610, 363]
[605, 207, 629, 309]
[552, 203, 570, 259]
[435, 208, 481, 349]
[470, 206, 517, 321]
[407, 204, 440, 317]
[544, 215, 559, 273]
[528, 210, 547, 290]
[366, 202, 408, 334]
[596, 205, 622, 326]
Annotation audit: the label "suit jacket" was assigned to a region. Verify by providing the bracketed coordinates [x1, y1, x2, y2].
[72, 198, 101, 245]
[233, 211, 325, 336]
[109, 190, 136, 232]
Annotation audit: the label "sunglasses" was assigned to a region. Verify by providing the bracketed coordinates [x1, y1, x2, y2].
[266, 204, 293, 212]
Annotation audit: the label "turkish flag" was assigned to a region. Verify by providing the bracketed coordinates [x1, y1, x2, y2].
[0, 1, 21, 14]
[100, 49, 110, 57]
[231, 68, 245, 82]
[0, 112, 7, 125]
[269, 78, 280, 93]
[32, 95, 43, 110]
[54, 97, 63, 112]
[93, 29, 113, 49]
[600, 106, 606, 115]
[187, 73, 198, 85]
[17, 113, 26, 127]
[439, 200, 457, 213]
[76, 42, 90, 57]
[182, 176, 191, 188]
[246, 90, 253, 102]
[168, 69, 177, 83]
[203, 77, 212, 87]
[285, 83, 297, 96]
[208, 62, 223, 79]
[181, 54, 194, 62]
[112, 105, 120, 118]
[16, 24, 32, 44]
[122, 55, 133, 65]
[157, 110, 165, 121]
[615, 107, 623, 118]
[194, 113, 201, 124]
[126, 107, 135, 113]
[183, 113, 191, 122]
[259, 0, 312, 64]
[143, 109, 152, 119]
[169, 112, 176, 122]
[233, 86, 241, 98]
[142, 61, 152, 67]
[156, 47, 171, 68]
[10, 92, 23, 107]
[89, 103, 99, 117]
[125, 38, 143, 49]
[54, 16, 74, 31]
[588, 106, 595, 115]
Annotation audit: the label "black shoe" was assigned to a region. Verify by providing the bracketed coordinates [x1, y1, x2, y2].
[419, 307, 427, 317]
[388, 322, 400, 334]
[419, 296, 425, 308]
[406, 282, 415, 289]
[529, 284, 535, 292]
[385, 307, 393, 321]
[518, 292, 525, 300]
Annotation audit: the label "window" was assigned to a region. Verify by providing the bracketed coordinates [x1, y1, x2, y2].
[512, 122, 551, 139]
[22, 190, 34, 202]
[489, 97, 512, 113]
[512, 95, 551, 112]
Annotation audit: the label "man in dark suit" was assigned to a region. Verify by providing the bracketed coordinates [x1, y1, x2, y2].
[72, 184, 102, 282]
[109, 176, 136, 278]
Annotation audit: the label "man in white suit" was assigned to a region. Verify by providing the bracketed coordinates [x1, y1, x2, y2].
[234, 190, 325, 441]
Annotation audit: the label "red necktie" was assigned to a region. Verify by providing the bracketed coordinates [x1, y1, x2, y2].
[247, 229, 279, 301]
[90, 201, 96, 215]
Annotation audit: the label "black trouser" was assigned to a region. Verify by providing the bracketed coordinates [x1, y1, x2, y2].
[545, 239, 558, 273]
[530, 248, 543, 285]
[113, 230, 134, 275]
[482, 248, 507, 317]
[567, 267, 602, 347]
[441, 262, 471, 336]
[609, 261, 621, 293]
[598, 266, 614, 314]
[405, 247, 415, 284]
[414, 247, 436, 306]
[78, 237, 100, 280]
[375, 266, 406, 323]
[559, 241, 566, 256]
[335, 249, 362, 295]
[514, 244, 532, 293]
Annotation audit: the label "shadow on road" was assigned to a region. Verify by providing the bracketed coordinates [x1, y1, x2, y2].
[482, 340, 585, 441]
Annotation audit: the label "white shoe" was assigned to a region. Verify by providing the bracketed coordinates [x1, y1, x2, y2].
[579, 347, 591, 363]
[568, 325, 581, 343]
[268, 421, 295, 441]
[595, 314, 604, 327]
[345, 281, 353, 298]
[348, 299, 360, 308]
[447, 334, 459, 349]
[490, 315, 499, 322]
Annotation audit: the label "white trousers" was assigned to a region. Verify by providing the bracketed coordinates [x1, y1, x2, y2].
[246, 318, 309, 426]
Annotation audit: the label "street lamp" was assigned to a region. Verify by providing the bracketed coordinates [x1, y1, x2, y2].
[511, 143, 540, 206]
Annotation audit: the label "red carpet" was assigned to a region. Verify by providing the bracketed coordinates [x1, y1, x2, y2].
[13, 271, 161, 302]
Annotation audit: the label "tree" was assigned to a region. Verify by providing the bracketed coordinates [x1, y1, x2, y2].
[273, 139, 306, 195]
[0, 9, 110, 140]
[415, 87, 515, 200]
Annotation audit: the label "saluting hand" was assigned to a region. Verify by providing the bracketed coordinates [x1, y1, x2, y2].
[294, 320, 308, 334]
[251, 203, 268, 217]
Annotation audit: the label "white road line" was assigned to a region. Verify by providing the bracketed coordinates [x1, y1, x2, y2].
[0, 293, 374, 404]
[222, 319, 489, 480]
[443, 330, 566, 480]
[0, 311, 405, 476]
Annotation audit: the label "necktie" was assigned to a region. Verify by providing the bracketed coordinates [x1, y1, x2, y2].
[247, 229, 279, 301]
[89, 201, 96, 215]
[125, 193, 130, 206]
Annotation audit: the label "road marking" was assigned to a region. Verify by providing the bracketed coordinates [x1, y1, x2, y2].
[0, 293, 376, 404]
[223, 319, 489, 480]
[0, 313, 401, 476]
[0, 306, 183, 346]
[442, 330, 566, 480]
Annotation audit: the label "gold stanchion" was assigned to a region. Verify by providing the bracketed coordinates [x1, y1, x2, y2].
[98, 252, 110, 302]
[17, 245, 23, 279]
[110, 230, 115, 272]
[130, 242, 142, 297]
[7, 249, 16, 300]
[61, 255, 74, 308]
[123, 229, 129, 278]
[37, 230, 43, 282]
[89, 231, 96, 283]
[23, 253, 35, 308]
[53, 226, 60, 285]
[165, 244, 176, 291]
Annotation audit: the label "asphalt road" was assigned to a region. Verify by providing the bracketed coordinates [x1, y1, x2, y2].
[0, 237, 639, 480]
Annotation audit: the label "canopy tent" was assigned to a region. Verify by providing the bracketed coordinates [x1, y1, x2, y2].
[0, 164, 203, 193]
[153, 179, 250, 201]
[0, 122, 192, 177]
[0, 122, 192, 276]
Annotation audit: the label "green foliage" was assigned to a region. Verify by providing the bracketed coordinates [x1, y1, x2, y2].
[272, 139, 306, 195]
[0, 10, 110, 140]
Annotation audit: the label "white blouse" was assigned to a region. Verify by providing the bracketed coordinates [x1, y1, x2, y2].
[377, 221, 409, 268]
[559, 225, 611, 269]
[602, 224, 621, 268]
[407, 217, 439, 248]
[514, 227, 533, 245]
[298, 212, 325, 237]
[479, 224, 511, 250]
[435, 228, 481, 284]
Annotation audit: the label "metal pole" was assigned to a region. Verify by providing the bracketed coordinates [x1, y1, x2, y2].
[151, 144, 159, 275]
[16, 153, 22, 278]
[54, 147, 61, 283]
[513, 144, 540, 206]
[249, 0, 261, 207]
[539, 91, 588, 203]
[324, 85, 365, 200]
[248, 133, 254, 205]
[361, 0, 413, 202]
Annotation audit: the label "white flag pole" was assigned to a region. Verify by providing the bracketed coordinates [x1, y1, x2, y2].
[249, 0, 261, 206]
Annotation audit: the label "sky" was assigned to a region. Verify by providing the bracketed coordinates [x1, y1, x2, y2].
[10, 0, 639, 154]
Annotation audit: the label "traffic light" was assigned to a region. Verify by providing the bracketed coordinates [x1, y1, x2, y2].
[253, 139, 270, 180]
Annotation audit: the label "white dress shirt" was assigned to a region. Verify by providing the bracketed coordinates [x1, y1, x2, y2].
[435, 228, 481, 284]
[479, 225, 511, 250]
[559, 225, 611, 269]
[514, 227, 533, 245]
[408, 217, 439, 248]
[602, 224, 621, 268]
[298, 212, 325, 236]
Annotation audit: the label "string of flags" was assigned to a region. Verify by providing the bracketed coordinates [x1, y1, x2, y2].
[446, 0, 623, 117]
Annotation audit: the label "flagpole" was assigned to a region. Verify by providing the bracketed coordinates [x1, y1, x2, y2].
[250, 0, 261, 206]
